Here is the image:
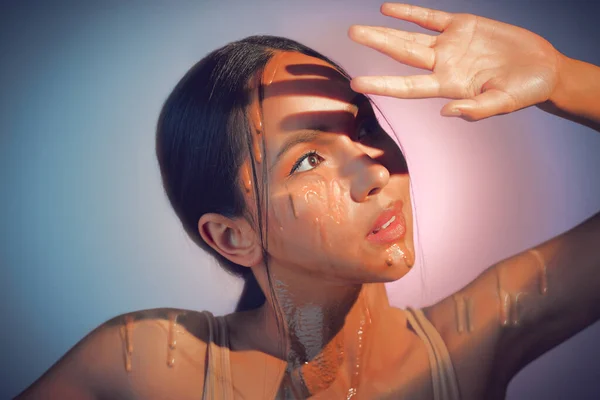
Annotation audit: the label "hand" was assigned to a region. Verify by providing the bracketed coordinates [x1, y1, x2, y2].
[348, 3, 565, 121]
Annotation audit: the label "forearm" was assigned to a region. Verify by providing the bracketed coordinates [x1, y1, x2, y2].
[537, 55, 600, 132]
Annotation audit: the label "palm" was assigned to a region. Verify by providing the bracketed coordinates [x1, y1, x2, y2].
[349, 4, 562, 121]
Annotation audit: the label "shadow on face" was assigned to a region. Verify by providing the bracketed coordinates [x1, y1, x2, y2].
[236, 51, 415, 284]
[259, 59, 408, 176]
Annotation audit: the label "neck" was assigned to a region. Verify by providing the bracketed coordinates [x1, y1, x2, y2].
[255, 269, 394, 396]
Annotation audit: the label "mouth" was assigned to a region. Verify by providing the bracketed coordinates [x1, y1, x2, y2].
[366, 200, 406, 244]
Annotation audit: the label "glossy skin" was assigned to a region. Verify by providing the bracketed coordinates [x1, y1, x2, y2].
[199, 50, 419, 398]
[17, 3, 600, 399]
[225, 51, 416, 285]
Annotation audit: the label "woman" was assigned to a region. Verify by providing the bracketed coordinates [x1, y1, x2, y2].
[17, 3, 600, 399]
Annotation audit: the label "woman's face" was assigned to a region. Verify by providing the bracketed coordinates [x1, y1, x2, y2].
[244, 51, 414, 284]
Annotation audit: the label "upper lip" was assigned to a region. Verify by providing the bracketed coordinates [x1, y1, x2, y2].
[368, 200, 403, 236]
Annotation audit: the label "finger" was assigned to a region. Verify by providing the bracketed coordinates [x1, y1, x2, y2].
[440, 90, 519, 121]
[381, 3, 454, 32]
[351, 75, 441, 99]
[365, 26, 437, 47]
[349, 25, 436, 70]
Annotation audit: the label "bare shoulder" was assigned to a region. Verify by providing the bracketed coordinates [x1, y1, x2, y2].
[424, 211, 600, 400]
[16, 308, 213, 400]
[421, 260, 516, 400]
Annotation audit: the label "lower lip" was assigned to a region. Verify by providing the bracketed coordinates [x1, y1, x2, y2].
[366, 214, 406, 244]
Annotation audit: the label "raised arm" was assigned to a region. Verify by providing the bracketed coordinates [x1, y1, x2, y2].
[537, 55, 600, 132]
[348, 2, 600, 395]
[424, 211, 600, 395]
[348, 3, 600, 132]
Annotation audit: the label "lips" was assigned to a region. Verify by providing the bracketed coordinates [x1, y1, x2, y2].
[366, 201, 406, 244]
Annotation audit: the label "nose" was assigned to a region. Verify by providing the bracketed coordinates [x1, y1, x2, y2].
[348, 154, 390, 202]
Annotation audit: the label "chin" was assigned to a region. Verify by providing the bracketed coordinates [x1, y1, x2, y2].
[356, 260, 413, 284]
[387, 266, 413, 282]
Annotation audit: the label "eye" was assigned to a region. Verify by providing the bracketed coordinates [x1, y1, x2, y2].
[290, 151, 324, 174]
[357, 116, 380, 140]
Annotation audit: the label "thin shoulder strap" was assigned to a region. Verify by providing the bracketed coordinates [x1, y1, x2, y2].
[405, 307, 461, 400]
[202, 311, 234, 400]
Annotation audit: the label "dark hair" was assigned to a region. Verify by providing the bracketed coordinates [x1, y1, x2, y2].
[155, 35, 350, 312]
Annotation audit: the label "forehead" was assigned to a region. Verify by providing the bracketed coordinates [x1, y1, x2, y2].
[256, 52, 358, 134]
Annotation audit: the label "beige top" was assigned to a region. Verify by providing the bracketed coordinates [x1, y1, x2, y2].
[201, 308, 461, 400]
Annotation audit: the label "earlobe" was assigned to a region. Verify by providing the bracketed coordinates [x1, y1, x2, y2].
[198, 213, 263, 268]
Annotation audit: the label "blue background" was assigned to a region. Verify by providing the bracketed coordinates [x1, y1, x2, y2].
[2, 0, 600, 398]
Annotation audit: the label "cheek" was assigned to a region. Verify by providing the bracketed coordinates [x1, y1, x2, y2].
[269, 176, 328, 239]
[294, 176, 328, 219]
[326, 179, 347, 225]
[268, 175, 352, 254]
[292, 176, 349, 225]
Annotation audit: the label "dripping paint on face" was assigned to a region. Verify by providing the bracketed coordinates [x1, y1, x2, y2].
[237, 53, 418, 397]
[240, 51, 415, 282]
[271, 169, 359, 270]
[247, 52, 287, 169]
[240, 163, 253, 193]
[385, 244, 404, 267]
[385, 241, 415, 269]
[253, 139, 263, 164]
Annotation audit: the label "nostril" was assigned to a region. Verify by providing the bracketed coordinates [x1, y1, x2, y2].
[368, 187, 381, 197]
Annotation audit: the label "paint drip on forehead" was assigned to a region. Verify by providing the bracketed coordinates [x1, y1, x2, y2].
[264, 51, 286, 85]
[248, 50, 356, 174]
[245, 53, 284, 169]
[248, 51, 287, 136]
[248, 86, 264, 165]
[241, 54, 285, 194]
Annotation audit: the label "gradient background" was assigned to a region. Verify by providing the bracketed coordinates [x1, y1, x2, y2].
[2, 0, 600, 398]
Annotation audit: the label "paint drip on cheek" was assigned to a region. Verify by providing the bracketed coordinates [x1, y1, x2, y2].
[267, 186, 320, 257]
[294, 177, 332, 251]
[270, 175, 352, 269]
[297, 177, 351, 268]
[326, 179, 346, 225]
[288, 192, 298, 219]
[268, 176, 334, 268]
[269, 185, 296, 239]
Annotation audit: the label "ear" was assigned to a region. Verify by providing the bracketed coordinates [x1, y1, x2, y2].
[198, 213, 263, 268]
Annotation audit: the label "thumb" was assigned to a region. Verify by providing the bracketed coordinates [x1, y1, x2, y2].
[441, 90, 518, 121]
